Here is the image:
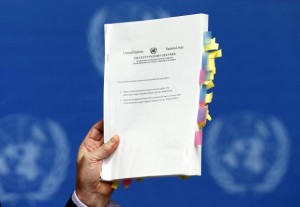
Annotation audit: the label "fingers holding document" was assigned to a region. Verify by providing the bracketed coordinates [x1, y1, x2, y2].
[75, 121, 120, 207]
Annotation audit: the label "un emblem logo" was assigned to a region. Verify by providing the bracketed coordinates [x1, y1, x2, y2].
[205, 112, 290, 194]
[150, 47, 157, 54]
[87, 2, 170, 76]
[0, 114, 69, 205]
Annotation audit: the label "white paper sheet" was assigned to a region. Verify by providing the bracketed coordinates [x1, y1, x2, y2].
[102, 14, 208, 181]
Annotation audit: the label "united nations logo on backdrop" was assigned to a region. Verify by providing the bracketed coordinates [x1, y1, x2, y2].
[0, 114, 69, 205]
[87, 1, 170, 76]
[205, 111, 290, 194]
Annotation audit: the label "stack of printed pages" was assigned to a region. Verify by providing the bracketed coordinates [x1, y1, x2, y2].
[102, 14, 220, 181]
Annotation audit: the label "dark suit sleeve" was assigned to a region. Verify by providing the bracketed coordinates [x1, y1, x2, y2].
[65, 195, 77, 207]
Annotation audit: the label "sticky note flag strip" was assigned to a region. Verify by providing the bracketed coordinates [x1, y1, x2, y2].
[195, 31, 222, 152]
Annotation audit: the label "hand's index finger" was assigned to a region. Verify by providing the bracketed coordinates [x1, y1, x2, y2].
[88, 120, 104, 141]
[77, 120, 105, 161]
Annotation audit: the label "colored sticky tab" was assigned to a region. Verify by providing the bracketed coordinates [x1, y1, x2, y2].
[200, 96, 205, 103]
[204, 80, 214, 89]
[111, 181, 119, 189]
[208, 50, 222, 59]
[205, 70, 214, 81]
[206, 110, 212, 121]
[197, 107, 206, 123]
[215, 49, 222, 58]
[209, 50, 222, 59]
[194, 130, 203, 145]
[199, 101, 205, 107]
[203, 31, 212, 45]
[179, 175, 190, 180]
[208, 51, 216, 59]
[198, 120, 206, 128]
[204, 38, 219, 51]
[210, 66, 216, 75]
[199, 69, 206, 84]
[202, 53, 208, 68]
[123, 179, 132, 186]
[123, 179, 132, 189]
[205, 70, 211, 81]
[208, 59, 215, 69]
[137, 178, 143, 182]
[200, 87, 207, 102]
[210, 72, 215, 81]
[205, 92, 213, 103]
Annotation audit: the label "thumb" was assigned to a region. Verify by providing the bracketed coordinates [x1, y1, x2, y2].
[92, 135, 120, 160]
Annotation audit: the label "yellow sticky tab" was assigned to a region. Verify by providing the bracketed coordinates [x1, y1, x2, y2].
[205, 43, 219, 51]
[208, 59, 215, 68]
[209, 49, 222, 59]
[137, 178, 143, 182]
[179, 175, 190, 180]
[210, 72, 215, 81]
[208, 59, 216, 67]
[124, 185, 129, 189]
[209, 51, 216, 59]
[205, 81, 214, 89]
[111, 181, 119, 189]
[205, 93, 213, 103]
[206, 111, 212, 121]
[215, 49, 222, 58]
[210, 66, 216, 75]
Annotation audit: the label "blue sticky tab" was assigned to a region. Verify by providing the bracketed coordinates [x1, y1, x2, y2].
[202, 53, 208, 68]
[199, 86, 207, 102]
[203, 31, 212, 45]
[206, 70, 211, 81]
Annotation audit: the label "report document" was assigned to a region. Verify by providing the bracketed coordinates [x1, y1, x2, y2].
[102, 14, 208, 181]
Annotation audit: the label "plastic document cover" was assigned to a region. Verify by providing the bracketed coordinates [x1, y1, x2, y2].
[102, 14, 208, 181]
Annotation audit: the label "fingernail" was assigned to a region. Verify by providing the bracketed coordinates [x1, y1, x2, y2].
[111, 135, 119, 143]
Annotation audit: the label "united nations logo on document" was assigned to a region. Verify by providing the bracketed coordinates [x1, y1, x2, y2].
[0, 114, 69, 205]
[150, 47, 157, 54]
[87, 2, 170, 76]
[205, 111, 290, 194]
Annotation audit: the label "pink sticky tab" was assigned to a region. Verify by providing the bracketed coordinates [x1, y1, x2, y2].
[197, 107, 206, 123]
[199, 70, 206, 84]
[194, 130, 203, 145]
[199, 102, 206, 107]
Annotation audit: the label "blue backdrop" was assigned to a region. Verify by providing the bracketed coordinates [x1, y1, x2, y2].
[0, 0, 299, 206]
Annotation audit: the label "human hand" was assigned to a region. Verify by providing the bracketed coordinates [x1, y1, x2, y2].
[75, 120, 120, 207]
